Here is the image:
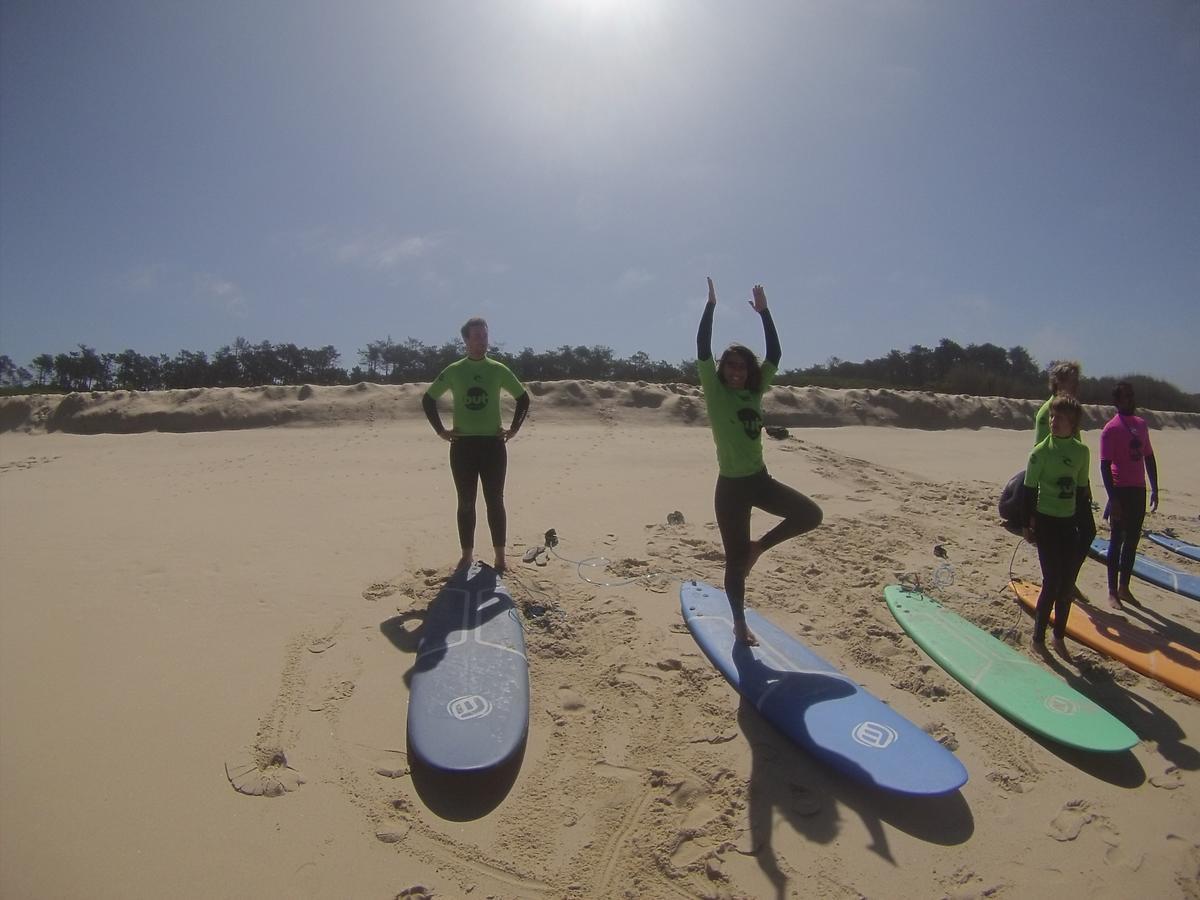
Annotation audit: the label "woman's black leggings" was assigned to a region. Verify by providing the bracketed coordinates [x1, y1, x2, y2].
[715, 469, 823, 623]
[449, 437, 507, 550]
[1107, 486, 1147, 591]
[1033, 511, 1079, 642]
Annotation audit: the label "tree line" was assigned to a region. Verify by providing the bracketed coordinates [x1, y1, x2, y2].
[1, 335, 1196, 412]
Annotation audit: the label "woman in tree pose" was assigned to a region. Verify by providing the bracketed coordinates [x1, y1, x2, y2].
[696, 277, 822, 644]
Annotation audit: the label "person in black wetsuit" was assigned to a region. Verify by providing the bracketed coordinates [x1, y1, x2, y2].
[422, 317, 530, 573]
[697, 277, 822, 645]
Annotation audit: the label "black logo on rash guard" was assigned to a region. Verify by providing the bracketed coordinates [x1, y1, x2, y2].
[465, 386, 489, 411]
[1056, 475, 1075, 500]
[737, 408, 763, 439]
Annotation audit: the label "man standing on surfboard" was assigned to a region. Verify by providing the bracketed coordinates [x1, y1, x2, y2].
[696, 278, 822, 645]
[422, 317, 530, 574]
[1100, 381, 1160, 610]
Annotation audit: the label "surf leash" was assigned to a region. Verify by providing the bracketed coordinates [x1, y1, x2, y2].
[529, 527, 685, 588]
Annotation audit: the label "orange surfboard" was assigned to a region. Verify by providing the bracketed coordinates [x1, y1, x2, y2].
[1010, 578, 1200, 701]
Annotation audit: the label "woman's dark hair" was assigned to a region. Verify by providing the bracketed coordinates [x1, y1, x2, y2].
[717, 344, 763, 392]
[1112, 380, 1134, 402]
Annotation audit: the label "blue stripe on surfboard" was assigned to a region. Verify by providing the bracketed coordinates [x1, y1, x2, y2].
[1089, 537, 1200, 602]
[680, 580, 967, 796]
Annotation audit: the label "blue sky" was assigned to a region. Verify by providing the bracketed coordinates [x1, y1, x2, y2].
[2, 0, 1198, 389]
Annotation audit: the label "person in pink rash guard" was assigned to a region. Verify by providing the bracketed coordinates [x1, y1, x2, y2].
[1099, 381, 1160, 610]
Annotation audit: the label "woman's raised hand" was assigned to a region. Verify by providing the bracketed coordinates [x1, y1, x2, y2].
[749, 284, 768, 313]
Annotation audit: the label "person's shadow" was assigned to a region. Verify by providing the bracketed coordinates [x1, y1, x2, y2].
[379, 564, 528, 820]
[1034, 647, 1199, 783]
[730, 644, 973, 899]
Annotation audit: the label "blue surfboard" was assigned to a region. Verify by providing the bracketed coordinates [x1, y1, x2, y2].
[1145, 531, 1200, 564]
[407, 564, 529, 773]
[1090, 537, 1200, 602]
[680, 580, 968, 796]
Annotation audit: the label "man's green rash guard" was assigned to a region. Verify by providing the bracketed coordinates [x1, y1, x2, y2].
[698, 356, 778, 478]
[1024, 434, 1090, 518]
[425, 356, 527, 436]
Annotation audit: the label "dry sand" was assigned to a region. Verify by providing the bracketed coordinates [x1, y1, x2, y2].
[1, 383, 1197, 899]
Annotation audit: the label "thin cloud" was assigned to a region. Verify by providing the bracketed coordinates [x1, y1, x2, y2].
[196, 274, 248, 318]
[333, 232, 442, 270]
[615, 267, 654, 292]
[118, 263, 168, 293]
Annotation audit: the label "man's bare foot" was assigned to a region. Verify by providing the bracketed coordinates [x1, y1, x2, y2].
[1118, 586, 1141, 607]
[1030, 637, 1049, 657]
[455, 554, 473, 572]
[1071, 585, 1089, 604]
[1105, 592, 1124, 612]
[734, 622, 759, 646]
[744, 541, 763, 576]
[1051, 637, 1072, 662]
[493, 557, 507, 573]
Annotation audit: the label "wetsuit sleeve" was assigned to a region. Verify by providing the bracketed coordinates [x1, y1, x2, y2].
[760, 308, 781, 367]
[422, 393, 446, 434]
[1146, 455, 1158, 493]
[1100, 459, 1115, 496]
[509, 392, 530, 434]
[697, 302, 715, 362]
[1021, 452, 1040, 524]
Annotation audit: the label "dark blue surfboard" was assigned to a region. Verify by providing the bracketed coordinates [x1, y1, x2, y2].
[1090, 537, 1200, 602]
[1145, 531, 1200, 564]
[681, 580, 968, 796]
[407, 564, 529, 773]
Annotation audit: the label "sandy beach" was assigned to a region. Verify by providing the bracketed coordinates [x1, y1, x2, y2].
[1, 384, 1197, 899]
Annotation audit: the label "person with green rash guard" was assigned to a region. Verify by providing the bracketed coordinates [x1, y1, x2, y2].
[1031, 359, 1095, 602]
[1033, 360, 1082, 445]
[697, 277, 822, 645]
[422, 316, 530, 574]
[1021, 394, 1092, 661]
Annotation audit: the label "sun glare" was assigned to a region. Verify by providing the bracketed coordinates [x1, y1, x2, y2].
[540, 0, 661, 29]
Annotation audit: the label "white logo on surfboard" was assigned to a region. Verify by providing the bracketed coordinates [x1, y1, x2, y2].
[448, 695, 493, 720]
[1044, 695, 1078, 716]
[852, 721, 898, 749]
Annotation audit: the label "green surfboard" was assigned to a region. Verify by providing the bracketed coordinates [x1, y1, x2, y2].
[884, 586, 1137, 753]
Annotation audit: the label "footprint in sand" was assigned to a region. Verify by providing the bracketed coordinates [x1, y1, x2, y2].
[558, 687, 587, 712]
[1048, 800, 1096, 841]
[225, 749, 304, 797]
[363, 582, 397, 601]
[1150, 766, 1184, 790]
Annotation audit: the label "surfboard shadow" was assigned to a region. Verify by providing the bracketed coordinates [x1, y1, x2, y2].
[407, 740, 527, 821]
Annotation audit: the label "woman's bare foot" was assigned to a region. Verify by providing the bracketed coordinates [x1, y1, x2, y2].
[1030, 637, 1049, 657]
[1071, 585, 1089, 604]
[1105, 591, 1124, 612]
[734, 622, 759, 646]
[744, 540, 763, 576]
[455, 553, 473, 573]
[1117, 586, 1141, 607]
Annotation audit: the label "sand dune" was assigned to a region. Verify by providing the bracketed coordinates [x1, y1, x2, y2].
[3, 380, 1198, 434]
